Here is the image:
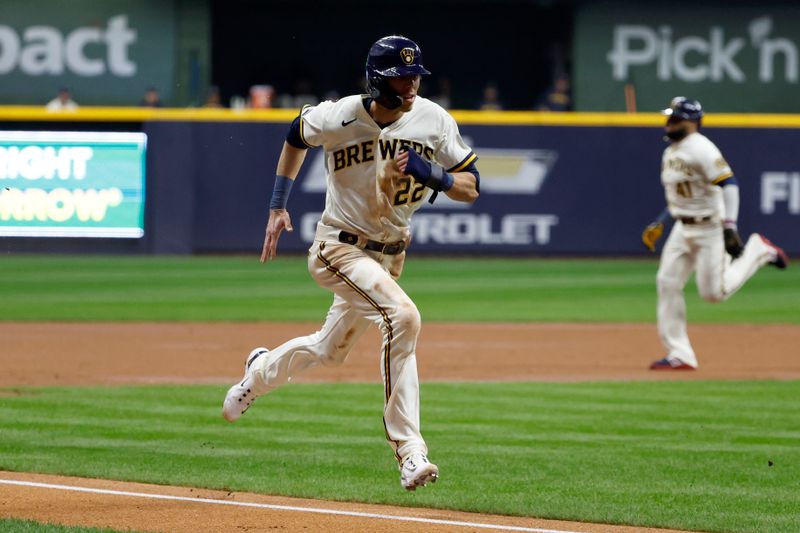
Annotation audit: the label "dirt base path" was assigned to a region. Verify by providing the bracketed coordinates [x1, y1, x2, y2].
[2, 322, 798, 533]
[2, 322, 798, 387]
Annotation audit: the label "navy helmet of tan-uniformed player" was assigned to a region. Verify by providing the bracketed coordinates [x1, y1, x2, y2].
[366, 35, 431, 110]
[661, 97, 704, 141]
[661, 97, 704, 122]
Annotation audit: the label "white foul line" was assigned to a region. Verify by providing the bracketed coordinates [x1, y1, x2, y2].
[0, 478, 586, 533]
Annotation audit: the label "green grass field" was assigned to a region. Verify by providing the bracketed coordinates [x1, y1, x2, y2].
[1, 255, 798, 533]
[0, 255, 797, 322]
[1, 382, 798, 533]
[0, 519, 123, 533]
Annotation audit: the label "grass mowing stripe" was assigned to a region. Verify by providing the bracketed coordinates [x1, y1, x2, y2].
[1, 381, 798, 533]
[0, 256, 797, 322]
[0, 518, 131, 533]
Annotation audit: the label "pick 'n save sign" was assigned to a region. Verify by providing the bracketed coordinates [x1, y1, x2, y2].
[574, 3, 800, 112]
[0, 131, 147, 238]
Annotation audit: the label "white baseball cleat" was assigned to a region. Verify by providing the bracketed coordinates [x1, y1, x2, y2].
[222, 347, 269, 422]
[400, 452, 439, 491]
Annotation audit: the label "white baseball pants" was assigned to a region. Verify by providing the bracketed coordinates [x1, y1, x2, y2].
[247, 240, 427, 462]
[656, 221, 777, 367]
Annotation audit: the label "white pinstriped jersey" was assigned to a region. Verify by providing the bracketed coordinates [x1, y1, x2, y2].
[660, 132, 733, 218]
[299, 94, 476, 242]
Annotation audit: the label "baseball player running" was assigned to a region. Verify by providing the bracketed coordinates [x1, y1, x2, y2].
[222, 35, 480, 491]
[642, 97, 789, 370]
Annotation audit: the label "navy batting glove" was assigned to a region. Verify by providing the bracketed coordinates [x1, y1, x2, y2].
[401, 147, 454, 192]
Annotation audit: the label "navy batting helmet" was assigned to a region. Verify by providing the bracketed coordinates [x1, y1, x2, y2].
[366, 35, 430, 109]
[661, 97, 704, 121]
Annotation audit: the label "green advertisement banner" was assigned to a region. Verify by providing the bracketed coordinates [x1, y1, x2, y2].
[0, 0, 175, 106]
[0, 131, 146, 238]
[574, 3, 800, 112]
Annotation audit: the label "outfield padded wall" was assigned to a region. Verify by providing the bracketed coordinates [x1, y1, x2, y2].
[0, 109, 798, 255]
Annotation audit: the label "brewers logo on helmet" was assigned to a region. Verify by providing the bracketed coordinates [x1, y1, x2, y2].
[400, 48, 415, 65]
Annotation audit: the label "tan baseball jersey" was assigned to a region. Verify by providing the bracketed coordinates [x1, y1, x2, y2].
[660, 131, 733, 219]
[299, 94, 476, 243]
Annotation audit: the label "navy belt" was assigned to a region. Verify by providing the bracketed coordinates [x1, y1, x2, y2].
[679, 216, 713, 225]
[338, 231, 406, 255]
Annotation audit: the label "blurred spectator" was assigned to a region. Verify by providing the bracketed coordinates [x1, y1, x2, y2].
[536, 74, 572, 112]
[249, 84, 275, 108]
[293, 79, 318, 107]
[46, 87, 78, 111]
[276, 79, 318, 109]
[323, 89, 340, 102]
[478, 83, 503, 111]
[140, 87, 162, 107]
[203, 86, 223, 108]
[429, 76, 452, 109]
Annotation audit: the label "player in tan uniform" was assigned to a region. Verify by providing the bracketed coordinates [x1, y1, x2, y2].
[222, 35, 480, 490]
[642, 97, 788, 370]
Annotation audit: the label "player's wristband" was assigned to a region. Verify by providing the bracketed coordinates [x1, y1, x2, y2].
[428, 164, 454, 192]
[269, 175, 294, 209]
[402, 147, 454, 192]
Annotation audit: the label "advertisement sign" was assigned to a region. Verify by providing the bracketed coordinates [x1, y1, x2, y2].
[574, 3, 800, 112]
[0, 131, 147, 238]
[27, 120, 795, 254]
[0, 0, 175, 105]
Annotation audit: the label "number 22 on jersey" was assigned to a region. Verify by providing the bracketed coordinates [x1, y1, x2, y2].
[393, 177, 426, 206]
